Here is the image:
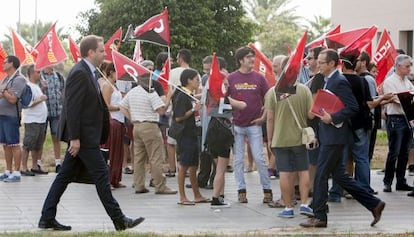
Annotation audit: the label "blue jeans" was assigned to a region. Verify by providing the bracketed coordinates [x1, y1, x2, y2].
[330, 128, 374, 197]
[233, 125, 271, 190]
[384, 115, 411, 185]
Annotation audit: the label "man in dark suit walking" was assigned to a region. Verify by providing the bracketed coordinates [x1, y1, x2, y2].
[300, 49, 385, 228]
[38, 35, 144, 231]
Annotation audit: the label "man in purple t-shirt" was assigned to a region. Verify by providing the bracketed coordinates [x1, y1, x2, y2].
[227, 46, 273, 204]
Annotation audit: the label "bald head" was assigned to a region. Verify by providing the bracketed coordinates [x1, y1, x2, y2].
[272, 55, 287, 77]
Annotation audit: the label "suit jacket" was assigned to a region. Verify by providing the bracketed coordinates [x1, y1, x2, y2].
[318, 70, 359, 145]
[58, 59, 110, 148]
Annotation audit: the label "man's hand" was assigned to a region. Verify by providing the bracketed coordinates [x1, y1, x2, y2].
[68, 139, 80, 157]
[320, 109, 333, 124]
[251, 117, 264, 125]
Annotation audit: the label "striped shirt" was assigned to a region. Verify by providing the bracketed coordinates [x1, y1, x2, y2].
[120, 85, 164, 122]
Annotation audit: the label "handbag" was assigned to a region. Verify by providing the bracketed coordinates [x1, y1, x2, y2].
[168, 120, 184, 140]
[286, 98, 315, 145]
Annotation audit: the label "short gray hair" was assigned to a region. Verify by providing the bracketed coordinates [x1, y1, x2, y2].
[395, 54, 412, 68]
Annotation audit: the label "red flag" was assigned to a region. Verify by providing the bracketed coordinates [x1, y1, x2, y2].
[373, 29, 398, 86]
[158, 57, 170, 93]
[209, 53, 226, 101]
[68, 37, 81, 63]
[104, 27, 122, 61]
[112, 50, 148, 81]
[0, 43, 8, 80]
[326, 27, 370, 49]
[34, 22, 67, 70]
[362, 41, 372, 59]
[248, 43, 277, 87]
[10, 28, 37, 65]
[275, 31, 307, 93]
[132, 40, 144, 63]
[132, 9, 170, 46]
[306, 24, 341, 49]
[339, 26, 377, 56]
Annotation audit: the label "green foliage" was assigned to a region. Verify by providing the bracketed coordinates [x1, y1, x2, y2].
[76, 0, 257, 72]
[306, 15, 332, 42]
[242, 0, 303, 58]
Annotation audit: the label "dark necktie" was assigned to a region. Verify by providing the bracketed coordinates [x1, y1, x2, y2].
[94, 70, 100, 81]
[93, 70, 101, 93]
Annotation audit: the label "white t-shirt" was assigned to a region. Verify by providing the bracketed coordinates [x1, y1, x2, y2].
[383, 72, 414, 115]
[22, 81, 48, 123]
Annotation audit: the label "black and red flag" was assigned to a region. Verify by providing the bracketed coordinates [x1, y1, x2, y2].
[112, 50, 148, 81]
[158, 57, 170, 93]
[131, 9, 170, 46]
[275, 30, 307, 96]
[104, 27, 122, 62]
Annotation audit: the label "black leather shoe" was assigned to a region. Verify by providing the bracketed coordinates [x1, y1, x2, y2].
[38, 219, 71, 231]
[383, 184, 391, 192]
[300, 217, 327, 228]
[407, 191, 414, 197]
[371, 201, 385, 227]
[113, 216, 145, 231]
[396, 183, 413, 191]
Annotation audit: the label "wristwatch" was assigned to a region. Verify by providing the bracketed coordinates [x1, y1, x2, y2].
[191, 108, 195, 113]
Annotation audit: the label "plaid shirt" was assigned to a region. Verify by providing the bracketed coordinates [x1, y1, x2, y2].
[41, 71, 65, 117]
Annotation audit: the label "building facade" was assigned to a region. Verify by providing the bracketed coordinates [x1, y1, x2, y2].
[331, 0, 414, 56]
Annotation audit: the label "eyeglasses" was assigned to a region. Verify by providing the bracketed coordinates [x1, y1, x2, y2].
[399, 64, 412, 68]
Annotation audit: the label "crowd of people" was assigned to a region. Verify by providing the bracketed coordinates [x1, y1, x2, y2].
[1, 33, 414, 231]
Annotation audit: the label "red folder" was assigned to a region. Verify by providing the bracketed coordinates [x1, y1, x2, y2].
[311, 89, 345, 117]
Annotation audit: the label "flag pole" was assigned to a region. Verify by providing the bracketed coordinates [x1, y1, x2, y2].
[98, 63, 199, 102]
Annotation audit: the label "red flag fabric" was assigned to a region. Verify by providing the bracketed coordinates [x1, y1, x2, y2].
[209, 53, 226, 101]
[248, 43, 277, 87]
[326, 27, 369, 49]
[373, 29, 398, 86]
[362, 41, 372, 59]
[68, 37, 81, 63]
[158, 57, 170, 93]
[104, 27, 122, 61]
[0, 43, 8, 80]
[133, 9, 170, 46]
[339, 26, 377, 56]
[112, 50, 148, 81]
[10, 29, 37, 65]
[34, 22, 67, 70]
[306, 24, 341, 49]
[275, 30, 307, 93]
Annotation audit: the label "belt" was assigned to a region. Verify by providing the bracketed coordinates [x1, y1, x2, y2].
[133, 121, 158, 124]
[386, 114, 405, 117]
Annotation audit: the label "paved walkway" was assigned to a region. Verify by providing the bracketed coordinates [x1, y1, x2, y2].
[0, 170, 413, 235]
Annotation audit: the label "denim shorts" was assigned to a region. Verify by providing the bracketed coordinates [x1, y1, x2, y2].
[47, 116, 60, 136]
[0, 115, 20, 145]
[272, 146, 309, 172]
[178, 136, 199, 167]
[23, 123, 47, 150]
